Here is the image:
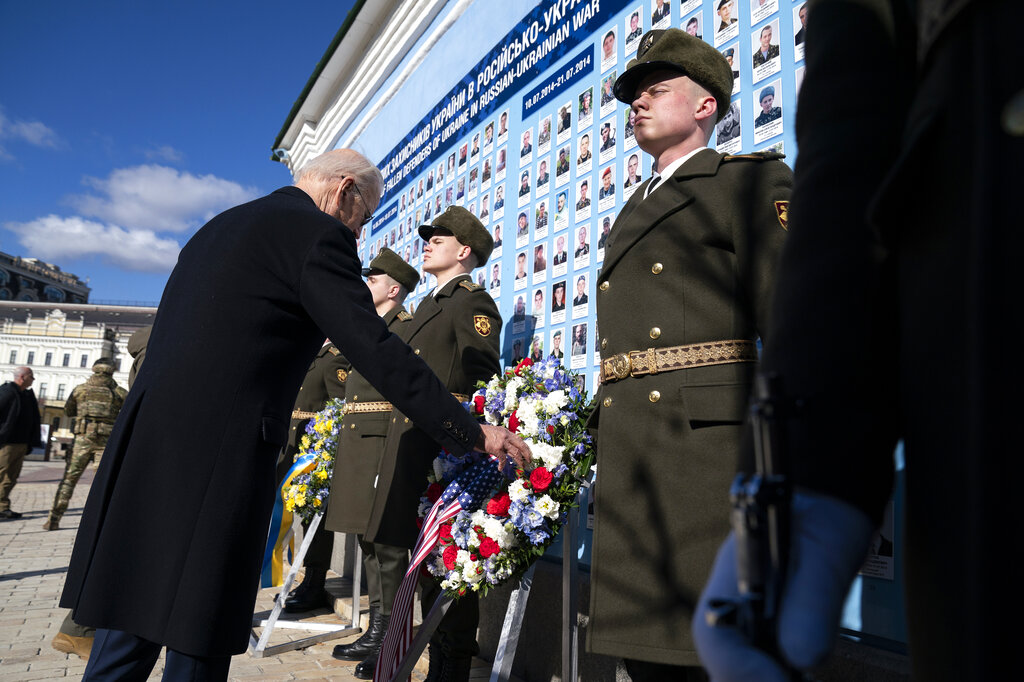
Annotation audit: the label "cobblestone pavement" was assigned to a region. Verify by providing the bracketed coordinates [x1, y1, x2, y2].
[0, 460, 497, 681]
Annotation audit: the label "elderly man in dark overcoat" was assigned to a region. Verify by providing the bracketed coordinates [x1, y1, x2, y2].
[59, 149, 529, 680]
[586, 29, 791, 681]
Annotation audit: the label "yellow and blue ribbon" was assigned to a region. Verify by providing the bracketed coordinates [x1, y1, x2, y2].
[261, 453, 316, 588]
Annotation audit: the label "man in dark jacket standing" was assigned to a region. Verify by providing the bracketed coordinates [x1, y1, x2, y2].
[587, 29, 790, 681]
[694, 2, 1024, 680]
[0, 366, 41, 520]
[61, 149, 530, 681]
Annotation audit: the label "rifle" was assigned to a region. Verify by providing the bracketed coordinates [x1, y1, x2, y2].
[706, 372, 806, 679]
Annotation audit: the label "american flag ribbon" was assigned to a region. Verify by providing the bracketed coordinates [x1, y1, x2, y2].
[374, 456, 506, 682]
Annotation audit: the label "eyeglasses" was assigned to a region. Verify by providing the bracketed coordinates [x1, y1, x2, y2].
[345, 177, 374, 226]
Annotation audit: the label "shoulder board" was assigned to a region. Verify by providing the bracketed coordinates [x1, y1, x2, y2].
[459, 280, 483, 292]
[723, 151, 785, 162]
[327, 346, 340, 355]
[397, 310, 413, 321]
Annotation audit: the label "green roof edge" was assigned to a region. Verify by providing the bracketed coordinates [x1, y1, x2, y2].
[271, 0, 370, 161]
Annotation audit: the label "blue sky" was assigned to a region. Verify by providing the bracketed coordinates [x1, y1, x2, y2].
[0, 0, 356, 304]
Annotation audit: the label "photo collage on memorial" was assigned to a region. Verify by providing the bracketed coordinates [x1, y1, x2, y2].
[359, 0, 805, 390]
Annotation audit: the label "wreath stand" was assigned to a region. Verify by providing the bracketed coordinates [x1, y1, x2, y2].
[249, 512, 364, 657]
[387, 484, 588, 682]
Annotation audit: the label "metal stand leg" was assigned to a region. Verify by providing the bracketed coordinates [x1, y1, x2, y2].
[561, 487, 586, 682]
[489, 563, 537, 682]
[388, 593, 453, 682]
[249, 513, 363, 657]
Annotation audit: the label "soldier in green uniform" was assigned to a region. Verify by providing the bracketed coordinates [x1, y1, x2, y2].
[587, 29, 791, 681]
[323, 248, 420, 677]
[278, 339, 352, 612]
[350, 206, 500, 681]
[45, 359, 126, 531]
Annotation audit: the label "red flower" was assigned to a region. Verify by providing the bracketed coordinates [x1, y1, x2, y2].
[530, 466, 553, 493]
[479, 538, 501, 558]
[439, 523, 453, 542]
[473, 394, 486, 414]
[442, 544, 459, 570]
[426, 482, 443, 502]
[546, 424, 555, 434]
[515, 357, 534, 373]
[486, 492, 511, 516]
[508, 410, 520, 433]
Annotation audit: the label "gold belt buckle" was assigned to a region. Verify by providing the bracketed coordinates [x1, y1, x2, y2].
[608, 353, 632, 381]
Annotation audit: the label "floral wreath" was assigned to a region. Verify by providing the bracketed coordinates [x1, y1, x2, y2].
[283, 397, 346, 523]
[417, 356, 594, 598]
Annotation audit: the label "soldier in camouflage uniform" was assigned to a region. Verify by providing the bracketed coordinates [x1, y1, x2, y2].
[44, 359, 126, 531]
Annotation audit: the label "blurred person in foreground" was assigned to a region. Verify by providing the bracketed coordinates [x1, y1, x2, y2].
[694, 1, 1024, 680]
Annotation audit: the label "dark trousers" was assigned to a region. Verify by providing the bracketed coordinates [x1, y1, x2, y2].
[359, 536, 408, 616]
[83, 628, 231, 681]
[418, 575, 480, 659]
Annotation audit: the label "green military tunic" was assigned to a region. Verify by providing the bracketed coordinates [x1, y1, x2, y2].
[587, 148, 791, 666]
[323, 306, 412, 534]
[366, 275, 501, 549]
[277, 343, 351, 482]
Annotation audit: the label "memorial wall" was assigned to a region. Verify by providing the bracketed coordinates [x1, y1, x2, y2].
[277, 0, 906, 651]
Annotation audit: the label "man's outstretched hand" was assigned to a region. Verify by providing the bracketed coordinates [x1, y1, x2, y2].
[476, 424, 533, 471]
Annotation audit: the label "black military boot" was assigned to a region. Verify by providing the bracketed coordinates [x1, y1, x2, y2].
[283, 567, 328, 612]
[332, 608, 388, 660]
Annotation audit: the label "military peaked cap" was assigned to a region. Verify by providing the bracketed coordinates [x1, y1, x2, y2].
[613, 28, 733, 121]
[418, 205, 494, 266]
[362, 247, 420, 291]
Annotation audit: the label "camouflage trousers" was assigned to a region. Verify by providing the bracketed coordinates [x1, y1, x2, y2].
[48, 436, 106, 523]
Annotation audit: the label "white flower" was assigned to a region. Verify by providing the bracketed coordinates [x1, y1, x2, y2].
[516, 398, 541, 437]
[462, 561, 484, 584]
[508, 478, 531, 502]
[526, 440, 566, 470]
[483, 517, 515, 548]
[534, 494, 560, 520]
[504, 376, 525, 413]
[542, 389, 568, 413]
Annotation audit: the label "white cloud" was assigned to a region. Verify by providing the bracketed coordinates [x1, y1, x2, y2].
[5, 214, 182, 273]
[67, 164, 258, 233]
[0, 107, 62, 159]
[143, 145, 185, 163]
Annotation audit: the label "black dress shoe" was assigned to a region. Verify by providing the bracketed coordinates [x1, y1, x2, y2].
[332, 609, 388, 660]
[0, 509, 23, 519]
[353, 650, 379, 679]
